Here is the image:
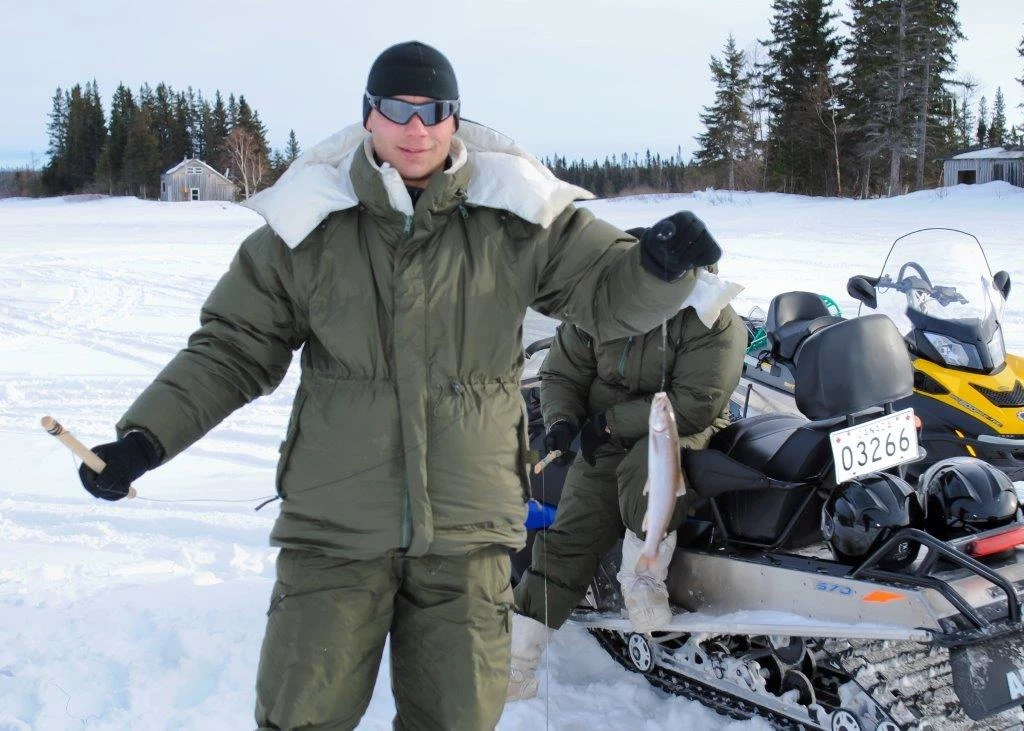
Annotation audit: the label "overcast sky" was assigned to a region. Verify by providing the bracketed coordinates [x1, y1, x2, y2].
[2, 1, 1022, 169]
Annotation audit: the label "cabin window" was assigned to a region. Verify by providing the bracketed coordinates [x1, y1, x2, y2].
[160, 181, 166, 195]
[187, 166, 203, 174]
[956, 170, 976, 185]
[191, 188, 200, 201]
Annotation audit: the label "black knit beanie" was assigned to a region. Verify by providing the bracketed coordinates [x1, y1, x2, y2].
[363, 41, 460, 127]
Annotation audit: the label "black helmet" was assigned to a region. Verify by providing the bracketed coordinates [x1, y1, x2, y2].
[822, 473, 924, 569]
[921, 457, 1019, 540]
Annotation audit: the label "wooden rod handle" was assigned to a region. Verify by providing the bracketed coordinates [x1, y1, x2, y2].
[533, 450, 563, 475]
[41, 416, 137, 499]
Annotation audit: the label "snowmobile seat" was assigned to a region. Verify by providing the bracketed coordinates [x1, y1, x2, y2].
[683, 315, 914, 548]
[764, 291, 842, 362]
[700, 413, 841, 484]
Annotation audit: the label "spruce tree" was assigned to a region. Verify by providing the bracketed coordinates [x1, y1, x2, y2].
[107, 84, 136, 190]
[988, 87, 1007, 146]
[694, 35, 754, 190]
[977, 96, 988, 146]
[170, 91, 193, 163]
[151, 83, 176, 171]
[41, 87, 70, 194]
[843, 0, 962, 196]
[123, 105, 161, 198]
[205, 91, 229, 173]
[762, 0, 843, 195]
[286, 130, 301, 162]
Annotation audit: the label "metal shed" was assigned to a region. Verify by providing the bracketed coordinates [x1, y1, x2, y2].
[942, 146, 1024, 188]
[160, 158, 237, 202]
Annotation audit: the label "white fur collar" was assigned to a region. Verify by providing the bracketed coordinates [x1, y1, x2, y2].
[242, 120, 594, 248]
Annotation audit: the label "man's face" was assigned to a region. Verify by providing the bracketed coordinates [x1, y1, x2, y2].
[365, 95, 456, 189]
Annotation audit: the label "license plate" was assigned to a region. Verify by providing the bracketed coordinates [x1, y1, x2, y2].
[829, 408, 918, 483]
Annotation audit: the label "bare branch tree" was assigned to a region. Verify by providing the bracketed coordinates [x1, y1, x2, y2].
[225, 127, 266, 199]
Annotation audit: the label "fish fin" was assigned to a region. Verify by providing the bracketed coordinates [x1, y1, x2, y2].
[642, 478, 650, 496]
[641, 511, 649, 532]
[674, 472, 687, 497]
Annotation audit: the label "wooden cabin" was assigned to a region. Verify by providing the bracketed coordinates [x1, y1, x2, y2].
[942, 146, 1024, 188]
[160, 158, 237, 202]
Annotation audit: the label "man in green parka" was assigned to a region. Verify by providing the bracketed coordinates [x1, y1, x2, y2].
[77, 42, 723, 730]
[507, 243, 746, 702]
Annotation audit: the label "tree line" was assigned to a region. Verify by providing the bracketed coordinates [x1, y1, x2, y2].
[689, 0, 1024, 197]
[41, 81, 301, 199]
[22, 2, 1024, 201]
[549, 1, 1024, 199]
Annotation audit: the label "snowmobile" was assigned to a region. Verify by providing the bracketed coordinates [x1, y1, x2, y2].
[515, 310, 1024, 730]
[733, 228, 1024, 484]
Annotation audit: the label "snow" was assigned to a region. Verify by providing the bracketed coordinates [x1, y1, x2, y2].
[951, 147, 1024, 160]
[1, 182, 1022, 729]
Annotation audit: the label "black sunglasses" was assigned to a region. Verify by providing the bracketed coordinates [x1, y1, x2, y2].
[365, 93, 460, 126]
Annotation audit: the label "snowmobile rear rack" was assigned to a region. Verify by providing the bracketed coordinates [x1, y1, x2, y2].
[851, 527, 1022, 633]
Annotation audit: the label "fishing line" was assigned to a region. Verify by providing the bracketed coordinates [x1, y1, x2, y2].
[655, 218, 676, 392]
[67, 402, 466, 509]
[540, 413, 551, 731]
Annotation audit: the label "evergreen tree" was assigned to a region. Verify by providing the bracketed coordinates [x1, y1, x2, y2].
[236, 95, 270, 157]
[762, 0, 843, 195]
[227, 93, 239, 130]
[988, 87, 1007, 146]
[64, 84, 103, 191]
[170, 91, 193, 163]
[977, 95, 988, 145]
[950, 77, 978, 149]
[123, 105, 161, 198]
[106, 84, 136, 190]
[843, 0, 962, 196]
[41, 87, 70, 194]
[150, 83, 176, 171]
[908, 0, 962, 190]
[205, 91, 230, 173]
[694, 34, 755, 190]
[286, 129, 301, 162]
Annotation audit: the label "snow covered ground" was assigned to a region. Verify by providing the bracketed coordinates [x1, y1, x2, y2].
[0, 183, 1022, 729]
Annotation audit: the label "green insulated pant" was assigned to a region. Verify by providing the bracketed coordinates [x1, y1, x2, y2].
[513, 435, 697, 629]
[255, 545, 513, 731]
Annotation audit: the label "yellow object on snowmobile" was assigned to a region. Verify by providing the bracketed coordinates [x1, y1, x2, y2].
[912, 352, 1024, 433]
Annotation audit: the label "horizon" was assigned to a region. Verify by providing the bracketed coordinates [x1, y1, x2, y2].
[1, 1, 1021, 170]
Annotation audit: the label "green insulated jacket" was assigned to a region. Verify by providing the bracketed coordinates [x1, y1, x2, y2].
[116, 122, 700, 559]
[540, 303, 747, 451]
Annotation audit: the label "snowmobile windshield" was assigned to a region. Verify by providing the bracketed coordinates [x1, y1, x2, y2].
[866, 228, 1007, 371]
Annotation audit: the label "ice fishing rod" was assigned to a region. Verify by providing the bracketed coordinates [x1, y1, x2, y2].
[41, 415, 273, 504]
[41, 416, 138, 499]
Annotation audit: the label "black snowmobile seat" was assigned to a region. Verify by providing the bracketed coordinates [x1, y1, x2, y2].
[793, 313, 913, 420]
[683, 315, 916, 547]
[702, 413, 841, 484]
[764, 291, 842, 362]
[693, 314, 913, 486]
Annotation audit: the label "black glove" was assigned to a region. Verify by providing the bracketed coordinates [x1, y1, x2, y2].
[544, 421, 577, 466]
[579, 413, 611, 466]
[640, 211, 721, 282]
[78, 431, 160, 501]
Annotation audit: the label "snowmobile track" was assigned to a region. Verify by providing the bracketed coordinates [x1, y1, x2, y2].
[592, 629, 1024, 730]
